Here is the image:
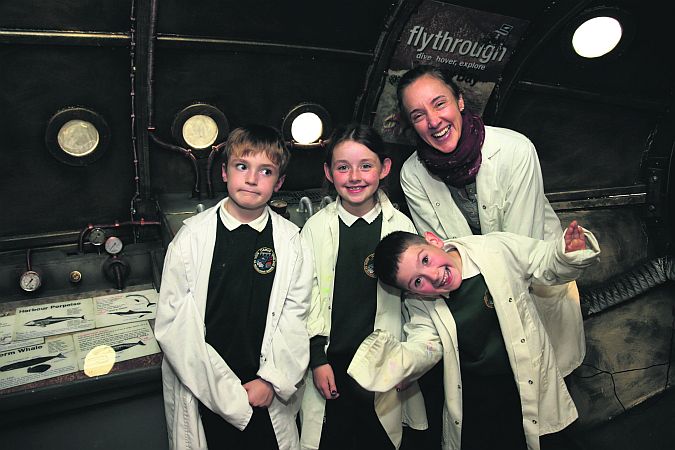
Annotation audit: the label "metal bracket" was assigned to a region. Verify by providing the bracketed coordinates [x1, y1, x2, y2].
[646, 157, 667, 218]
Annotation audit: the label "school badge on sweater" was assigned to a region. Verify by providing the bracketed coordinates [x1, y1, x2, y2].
[253, 247, 276, 274]
[483, 290, 494, 308]
[363, 253, 376, 278]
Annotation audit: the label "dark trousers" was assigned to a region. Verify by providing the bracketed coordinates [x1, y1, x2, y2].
[199, 401, 279, 450]
[319, 355, 395, 450]
[401, 360, 444, 450]
[403, 361, 529, 450]
[460, 370, 526, 450]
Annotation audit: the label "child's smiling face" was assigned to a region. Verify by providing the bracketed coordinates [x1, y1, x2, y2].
[396, 232, 463, 296]
[324, 140, 391, 217]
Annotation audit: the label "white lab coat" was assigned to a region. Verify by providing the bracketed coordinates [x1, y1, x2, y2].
[155, 199, 313, 450]
[299, 191, 427, 449]
[348, 229, 601, 450]
[400, 126, 584, 375]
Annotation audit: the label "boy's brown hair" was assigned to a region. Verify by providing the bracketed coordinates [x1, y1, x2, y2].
[374, 231, 427, 289]
[223, 125, 291, 175]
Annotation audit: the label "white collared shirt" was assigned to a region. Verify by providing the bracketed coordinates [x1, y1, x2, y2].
[336, 198, 382, 227]
[219, 198, 270, 232]
[444, 242, 480, 279]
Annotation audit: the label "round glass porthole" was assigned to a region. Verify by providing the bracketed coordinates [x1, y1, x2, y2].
[172, 103, 229, 150]
[45, 107, 110, 166]
[572, 16, 623, 58]
[182, 114, 219, 149]
[282, 103, 332, 147]
[57, 119, 100, 157]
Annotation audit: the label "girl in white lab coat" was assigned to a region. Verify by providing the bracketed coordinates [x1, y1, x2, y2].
[299, 124, 426, 450]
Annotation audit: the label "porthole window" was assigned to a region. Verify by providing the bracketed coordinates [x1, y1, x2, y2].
[45, 107, 110, 166]
[572, 16, 622, 58]
[282, 103, 332, 148]
[564, 7, 632, 62]
[57, 119, 100, 157]
[172, 103, 229, 150]
[182, 115, 219, 149]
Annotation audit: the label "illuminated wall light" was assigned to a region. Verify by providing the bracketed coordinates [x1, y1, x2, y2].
[572, 16, 623, 58]
[281, 103, 331, 148]
[291, 112, 324, 145]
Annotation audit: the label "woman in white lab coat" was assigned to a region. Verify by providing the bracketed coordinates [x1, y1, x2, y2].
[396, 64, 585, 448]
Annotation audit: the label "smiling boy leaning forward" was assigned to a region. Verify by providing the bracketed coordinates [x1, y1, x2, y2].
[155, 125, 313, 450]
[348, 221, 600, 450]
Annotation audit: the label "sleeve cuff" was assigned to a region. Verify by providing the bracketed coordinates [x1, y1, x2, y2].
[347, 329, 401, 392]
[309, 335, 328, 369]
[558, 228, 601, 266]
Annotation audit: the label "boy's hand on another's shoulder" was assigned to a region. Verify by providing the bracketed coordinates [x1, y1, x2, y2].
[243, 378, 275, 408]
[564, 220, 587, 253]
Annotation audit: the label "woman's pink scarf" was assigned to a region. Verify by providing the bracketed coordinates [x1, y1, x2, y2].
[416, 110, 485, 188]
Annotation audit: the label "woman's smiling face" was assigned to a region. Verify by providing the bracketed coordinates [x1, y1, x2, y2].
[401, 74, 465, 154]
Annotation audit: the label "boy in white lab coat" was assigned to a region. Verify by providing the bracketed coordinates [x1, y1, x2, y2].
[155, 125, 313, 450]
[348, 221, 600, 450]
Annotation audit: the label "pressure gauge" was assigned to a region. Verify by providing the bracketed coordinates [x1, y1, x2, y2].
[19, 270, 42, 292]
[69, 270, 83, 284]
[89, 228, 106, 246]
[104, 236, 124, 255]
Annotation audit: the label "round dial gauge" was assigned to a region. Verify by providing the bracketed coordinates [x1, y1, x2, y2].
[19, 270, 42, 292]
[69, 270, 83, 283]
[104, 236, 124, 255]
[89, 228, 106, 246]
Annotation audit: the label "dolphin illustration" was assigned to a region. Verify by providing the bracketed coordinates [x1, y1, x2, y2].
[24, 316, 85, 327]
[111, 340, 146, 353]
[109, 310, 151, 317]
